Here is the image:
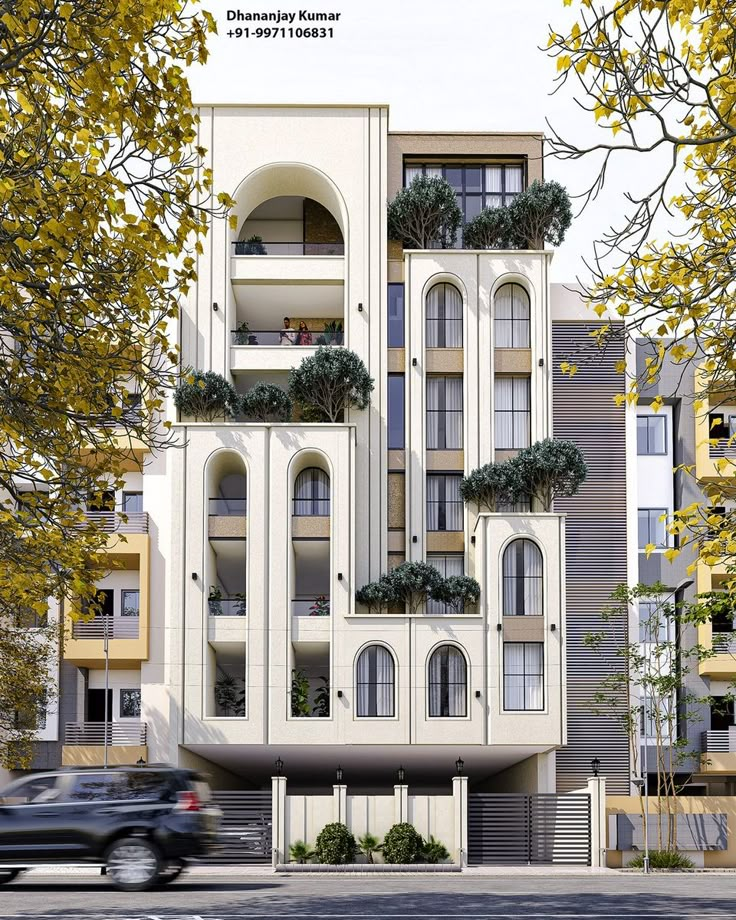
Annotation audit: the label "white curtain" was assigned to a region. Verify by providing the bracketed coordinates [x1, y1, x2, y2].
[444, 475, 462, 530]
[427, 475, 462, 532]
[426, 474, 441, 531]
[294, 468, 330, 516]
[524, 643, 544, 710]
[426, 284, 462, 348]
[495, 283, 530, 348]
[405, 165, 423, 185]
[506, 166, 524, 197]
[357, 648, 371, 716]
[503, 540, 543, 616]
[429, 646, 467, 717]
[427, 377, 463, 450]
[504, 642, 525, 711]
[495, 377, 531, 449]
[426, 378, 441, 450]
[427, 555, 463, 615]
[375, 646, 394, 716]
[485, 166, 503, 209]
[447, 647, 467, 716]
[357, 646, 394, 717]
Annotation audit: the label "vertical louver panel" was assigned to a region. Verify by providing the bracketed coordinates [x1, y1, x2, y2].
[553, 323, 631, 794]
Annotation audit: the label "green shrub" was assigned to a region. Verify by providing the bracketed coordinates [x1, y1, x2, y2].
[627, 849, 694, 870]
[420, 834, 450, 864]
[463, 206, 513, 249]
[358, 832, 382, 864]
[506, 179, 572, 249]
[240, 382, 292, 422]
[288, 347, 374, 423]
[289, 840, 315, 864]
[429, 574, 481, 613]
[387, 174, 463, 249]
[174, 369, 238, 421]
[382, 822, 423, 864]
[315, 822, 357, 864]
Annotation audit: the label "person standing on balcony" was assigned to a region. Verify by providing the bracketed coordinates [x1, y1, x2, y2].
[280, 317, 296, 345]
[297, 321, 312, 345]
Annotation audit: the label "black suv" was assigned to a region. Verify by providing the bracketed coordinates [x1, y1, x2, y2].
[0, 765, 221, 890]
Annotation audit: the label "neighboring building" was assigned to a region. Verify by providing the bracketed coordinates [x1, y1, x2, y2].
[25, 105, 633, 797]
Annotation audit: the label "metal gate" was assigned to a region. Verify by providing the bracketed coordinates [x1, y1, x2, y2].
[468, 793, 591, 866]
[204, 791, 273, 864]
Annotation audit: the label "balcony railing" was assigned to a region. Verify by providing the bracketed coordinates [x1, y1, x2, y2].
[85, 511, 149, 534]
[208, 597, 247, 617]
[231, 329, 343, 347]
[702, 729, 736, 753]
[292, 598, 330, 617]
[709, 442, 736, 459]
[71, 615, 140, 640]
[232, 241, 344, 256]
[713, 632, 736, 654]
[65, 721, 147, 745]
[209, 498, 247, 516]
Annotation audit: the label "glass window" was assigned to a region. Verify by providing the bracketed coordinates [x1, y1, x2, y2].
[638, 508, 667, 548]
[503, 539, 543, 616]
[637, 416, 667, 455]
[388, 283, 405, 348]
[426, 283, 462, 348]
[427, 554, 464, 615]
[0, 774, 60, 806]
[120, 689, 141, 718]
[293, 468, 330, 516]
[122, 491, 143, 513]
[638, 600, 672, 644]
[427, 474, 463, 532]
[427, 377, 463, 450]
[497, 495, 532, 513]
[121, 589, 140, 617]
[388, 375, 405, 450]
[428, 645, 467, 717]
[356, 645, 395, 717]
[504, 642, 544, 711]
[68, 771, 172, 802]
[495, 284, 530, 348]
[495, 377, 531, 449]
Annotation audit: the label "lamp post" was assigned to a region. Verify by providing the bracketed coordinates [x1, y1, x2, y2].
[591, 757, 600, 777]
[455, 757, 464, 776]
[336, 766, 343, 783]
[397, 765, 405, 784]
[103, 612, 110, 770]
[274, 757, 284, 776]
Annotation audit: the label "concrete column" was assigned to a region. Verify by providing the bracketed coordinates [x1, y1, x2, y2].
[333, 784, 347, 824]
[272, 775, 287, 867]
[452, 775, 468, 867]
[587, 774, 607, 869]
[394, 784, 408, 823]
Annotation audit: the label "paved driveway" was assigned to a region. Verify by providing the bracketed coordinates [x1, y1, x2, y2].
[1, 871, 736, 919]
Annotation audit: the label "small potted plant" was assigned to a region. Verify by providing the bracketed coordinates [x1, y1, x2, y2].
[208, 585, 223, 616]
[233, 320, 251, 346]
[234, 592, 247, 616]
[243, 234, 267, 255]
[309, 595, 330, 616]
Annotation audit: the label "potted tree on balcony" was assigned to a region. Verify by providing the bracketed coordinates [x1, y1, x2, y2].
[233, 320, 251, 346]
[242, 234, 267, 255]
[309, 595, 330, 617]
[208, 586, 223, 616]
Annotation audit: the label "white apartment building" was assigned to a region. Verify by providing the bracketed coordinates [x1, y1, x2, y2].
[38, 106, 631, 801]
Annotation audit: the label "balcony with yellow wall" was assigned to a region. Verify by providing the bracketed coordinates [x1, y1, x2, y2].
[64, 523, 150, 668]
[697, 562, 736, 678]
[693, 374, 736, 483]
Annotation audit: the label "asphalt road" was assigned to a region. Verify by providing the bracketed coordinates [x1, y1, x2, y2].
[1, 872, 736, 919]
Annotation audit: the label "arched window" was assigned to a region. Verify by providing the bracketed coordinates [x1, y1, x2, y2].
[293, 467, 330, 516]
[426, 283, 462, 348]
[356, 645, 395, 717]
[495, 283, 530, 348]
[502, 539, 543, 616]
[428, 645, 467, 717]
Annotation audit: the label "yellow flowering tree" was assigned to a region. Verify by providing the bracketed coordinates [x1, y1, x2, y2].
[0, 0, 231, 766]
[549, 0, 736, 570]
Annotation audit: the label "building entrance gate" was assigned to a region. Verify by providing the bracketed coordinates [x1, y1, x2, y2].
[204, 790, 273, 864]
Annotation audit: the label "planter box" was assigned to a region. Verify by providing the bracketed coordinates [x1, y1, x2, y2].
[276, 863, 459, 873]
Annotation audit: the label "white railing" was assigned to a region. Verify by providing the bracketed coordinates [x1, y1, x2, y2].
[702, 730, 736, 753]
[71, 616, 140, 639]
[292, 598, 330, 617]
[713, 633, 736, 654]
[64, 721, 147, 745]
[85, 511, 149, 534]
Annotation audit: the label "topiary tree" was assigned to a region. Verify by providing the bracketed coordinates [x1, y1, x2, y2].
[382, 823, 423, 864]
[387, 174, 463, 249]
[507, 180, 572, 249]
[463, 206, 513, 250]
[430, 574, 481, 614]
[240, 382, 292, 422]
[510, 438, 587, 512]
[288, 347, 374, 423]
[355, 576, 397, 615]
[386, 561, 443, 615]
[315, 822, 357, 865]
[459, 462, 517, 512]
[174, 369, 238, 421]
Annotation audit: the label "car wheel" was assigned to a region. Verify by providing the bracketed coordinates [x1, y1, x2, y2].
[0, 869, 20, 885]
[105, 838, 161, 892]
[157, 860, 185, 885]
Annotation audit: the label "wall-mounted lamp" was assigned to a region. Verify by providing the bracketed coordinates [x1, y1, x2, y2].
[412, 358, 418, 366]
[550, 623, 557, 631]
[337, 572, 343, 581]
[136, 756, 146, 767]
[358, 303, 363, 312]
[470, 535, 476, 545]
[213, 302, 219, 312]
[591, 757, 601, 777]
[337, 690, 343, 699]
[397, 766, 406, 784]
[412, 535, 418, 543]
[496, 623, 502, 632]
[538, 357, 544, 367]
[475, 690, 482, 699]
[336, 765, 344, 783]
[191, 572, 198, 581]
[455, 757, 464, 776]
[275, 757, 284, 776]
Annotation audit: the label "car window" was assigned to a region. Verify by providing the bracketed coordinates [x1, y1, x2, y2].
[0, 774, 59, 805]
[68, 771, 174, 802]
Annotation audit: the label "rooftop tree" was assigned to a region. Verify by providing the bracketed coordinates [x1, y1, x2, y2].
[506, 180, 572, 249]
[463, 207, 513, 250]
[240, 383, 292, 422]
[511, 439, 587, 512]
[289, 347, 374, 423]
[429, 575, 481, 614]
[387, 175, 463, 249]
[174, 370, 238, 422]
[460, 462, 517, 512]
[355, 577, 397, 616]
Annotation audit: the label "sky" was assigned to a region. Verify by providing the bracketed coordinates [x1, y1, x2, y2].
[189, 0, 655, 283]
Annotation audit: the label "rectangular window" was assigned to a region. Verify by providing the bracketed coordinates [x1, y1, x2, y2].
[122, 491, 143, 513]
[503, 642, 544, 711]
[388, 283, 405, 348]
[427, 377, 463, 450]
[637, 415, 667, 455]
[120, 689, 141, 718]
[638, 508, 667, 548]
[426, 474, 463, 531]
[427, 554, 464, 615]
[404, 162, 526, 247]
[121, 589, 140, 617]
[494, 377, 531, 449]
[387, 374, 405, 450]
